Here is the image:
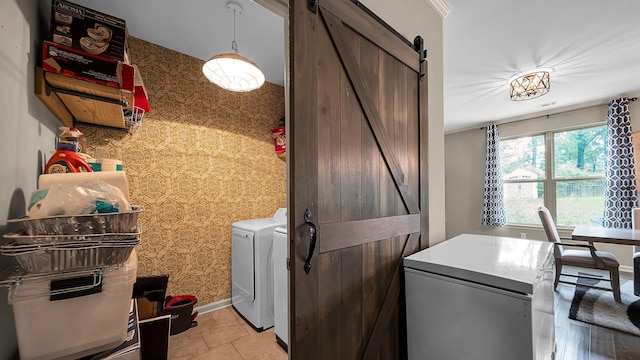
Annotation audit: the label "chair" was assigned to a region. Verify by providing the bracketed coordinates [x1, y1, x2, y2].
[538, 206, 621, 302]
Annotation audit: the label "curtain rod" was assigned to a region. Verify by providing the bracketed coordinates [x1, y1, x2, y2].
[480, 97, 638, 130]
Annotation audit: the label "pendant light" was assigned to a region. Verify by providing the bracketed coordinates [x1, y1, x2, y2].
[202, 1, 265, 92]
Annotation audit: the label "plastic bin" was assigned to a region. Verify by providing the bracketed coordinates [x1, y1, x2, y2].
[9, 250, 138, 360]
[163, 295, 198, 335]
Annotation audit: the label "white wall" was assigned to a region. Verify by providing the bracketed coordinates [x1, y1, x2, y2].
[0, 0, 61, 358]
[360, 0, 446, 246]
[445, 96, 640, 269]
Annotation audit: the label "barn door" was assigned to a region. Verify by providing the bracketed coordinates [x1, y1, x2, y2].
[289, 0, 428, 358]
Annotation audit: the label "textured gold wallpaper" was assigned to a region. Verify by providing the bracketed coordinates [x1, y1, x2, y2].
[82, 37, 286, 305]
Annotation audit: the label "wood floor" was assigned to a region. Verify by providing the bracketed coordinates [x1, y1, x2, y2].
[554, 268, 640, 360]
[170, 268, 640, 360]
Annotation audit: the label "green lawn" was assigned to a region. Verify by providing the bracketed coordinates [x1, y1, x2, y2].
[505, 196, 604, 226]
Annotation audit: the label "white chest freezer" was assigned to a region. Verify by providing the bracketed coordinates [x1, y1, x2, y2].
[403, 234, 555, 360]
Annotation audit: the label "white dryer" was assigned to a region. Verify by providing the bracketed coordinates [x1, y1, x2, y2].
[272, 226, 288, 349]
[231, 208, 287, 331]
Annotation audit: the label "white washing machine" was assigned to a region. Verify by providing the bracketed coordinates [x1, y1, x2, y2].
[231, 208, 287, 331]
[272, 226, 288, 349]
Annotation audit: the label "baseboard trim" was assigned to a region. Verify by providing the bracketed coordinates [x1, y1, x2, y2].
[194, 298, 232, 315]
[621, 265, 633, 274]
[276, 334, 288, 352]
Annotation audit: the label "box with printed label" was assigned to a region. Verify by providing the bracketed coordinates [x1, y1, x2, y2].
[42, 41, 134, 91]
[50, 0, 129, 62]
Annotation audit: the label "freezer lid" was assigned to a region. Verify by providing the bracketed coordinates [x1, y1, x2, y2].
[403, 234, 553, 295]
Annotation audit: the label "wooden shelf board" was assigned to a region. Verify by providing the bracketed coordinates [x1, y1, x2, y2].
[34, 67, 73, 127]
[45, 71, 133, 106]
[35, 67, 131, 130]
[57, 92, 126, 129]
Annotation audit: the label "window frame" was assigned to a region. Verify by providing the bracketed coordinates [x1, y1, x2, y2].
[501, 123, 607, 227]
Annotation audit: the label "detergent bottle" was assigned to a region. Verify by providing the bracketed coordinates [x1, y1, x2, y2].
[44, 127, 93, 174]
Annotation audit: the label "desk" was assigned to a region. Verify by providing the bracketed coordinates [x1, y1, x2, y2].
[572, 226, 640, 297]
[571, 226, 640, 246]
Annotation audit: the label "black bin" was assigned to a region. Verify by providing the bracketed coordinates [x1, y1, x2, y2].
[163, 295, 198, 335]
[133, 275, 169, 320]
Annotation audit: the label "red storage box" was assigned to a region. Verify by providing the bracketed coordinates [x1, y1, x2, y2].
[42, 41, 134, 91]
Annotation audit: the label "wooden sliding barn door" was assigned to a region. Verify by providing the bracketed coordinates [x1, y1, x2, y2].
[289, 0, 428, 358]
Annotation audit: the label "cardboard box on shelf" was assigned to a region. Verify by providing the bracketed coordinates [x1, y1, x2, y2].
[42, 41, 134, 92]
[50, 0, 129, 63]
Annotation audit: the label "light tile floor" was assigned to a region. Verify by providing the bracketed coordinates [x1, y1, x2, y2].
[168, 306, 288, 360]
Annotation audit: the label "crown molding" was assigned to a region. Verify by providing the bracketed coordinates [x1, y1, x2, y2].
[427, 0, 451, 18]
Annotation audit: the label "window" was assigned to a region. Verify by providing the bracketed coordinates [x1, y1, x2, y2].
[499, 125, 607, 226]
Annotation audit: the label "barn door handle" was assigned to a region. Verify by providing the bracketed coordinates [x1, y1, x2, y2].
[303, 208, 317, 274]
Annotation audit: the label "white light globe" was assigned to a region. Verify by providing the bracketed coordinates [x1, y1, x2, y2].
[202, 52, 266, 92]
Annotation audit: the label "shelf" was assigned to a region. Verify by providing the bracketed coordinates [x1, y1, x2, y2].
[35, 67, 73, 127]
[35, 67, 136, 131]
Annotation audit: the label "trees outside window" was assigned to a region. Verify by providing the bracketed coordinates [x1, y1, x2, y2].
[500, 125, 606, 226]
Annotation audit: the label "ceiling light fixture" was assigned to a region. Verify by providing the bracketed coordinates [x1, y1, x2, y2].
[202, 1, 265, 92]
[508, 70, 550, 101]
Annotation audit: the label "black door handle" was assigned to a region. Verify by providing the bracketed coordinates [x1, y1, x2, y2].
[303, 208, 317, 274]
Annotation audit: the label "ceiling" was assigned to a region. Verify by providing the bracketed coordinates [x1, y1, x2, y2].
[71, 0, 640, 133]
[71, 0, 286, 86]
[444, 0, 640, 132]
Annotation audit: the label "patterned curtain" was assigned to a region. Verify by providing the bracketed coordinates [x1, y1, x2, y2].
[604, 97, 638, 228]
[482, 123, 506, 226]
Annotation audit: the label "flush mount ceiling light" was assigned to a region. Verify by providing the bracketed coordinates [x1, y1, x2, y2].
[508, 70, 550, 101]
[202, 1, 265, 92]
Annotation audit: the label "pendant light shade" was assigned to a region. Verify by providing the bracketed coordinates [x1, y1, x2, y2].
[203, 52, 265, 92]
[202, 1, 265, 92]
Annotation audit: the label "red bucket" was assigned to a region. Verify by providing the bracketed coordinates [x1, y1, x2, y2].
[163, 295, 198, 335]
